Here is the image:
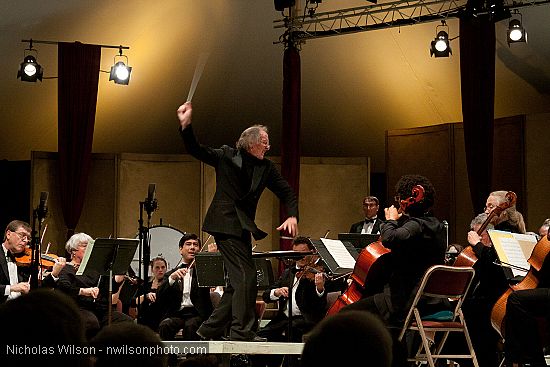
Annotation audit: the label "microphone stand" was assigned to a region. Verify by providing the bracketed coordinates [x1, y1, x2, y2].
[137, 196, 156, 316]
[29, 205, 46, 290]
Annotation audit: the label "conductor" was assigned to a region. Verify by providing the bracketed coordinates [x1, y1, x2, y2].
[176, 102, 299, 342]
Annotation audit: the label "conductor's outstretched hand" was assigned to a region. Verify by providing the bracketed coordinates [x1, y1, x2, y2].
[277, 216, 298, 237]
[177, 102, 193, 129]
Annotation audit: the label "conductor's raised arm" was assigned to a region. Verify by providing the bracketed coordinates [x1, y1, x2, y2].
[177, 101, 193, 130]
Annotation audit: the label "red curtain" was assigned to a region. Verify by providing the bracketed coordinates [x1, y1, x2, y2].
[279, 44, 301, 259]
[459, 17, 496, 214]
[58, 42, 101, 239]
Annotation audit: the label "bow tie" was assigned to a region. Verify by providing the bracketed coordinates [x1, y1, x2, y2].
[179, 263, 190, 269]
[5, 251, 16, 263]
[365, 218, 376, 224]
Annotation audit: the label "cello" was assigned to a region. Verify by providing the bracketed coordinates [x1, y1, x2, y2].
[453, 191, 517, 267]
[326, 185, 425, 316]
[490, 232, 550, 338]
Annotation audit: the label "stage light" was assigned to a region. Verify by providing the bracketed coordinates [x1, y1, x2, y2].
[109, 47, 132, 85]
[17, 44, 43, 82]
[507, 13, 527, 46]
[430, 21, 452, 58]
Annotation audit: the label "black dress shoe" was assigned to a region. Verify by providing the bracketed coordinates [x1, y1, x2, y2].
[221, 336, 267, 342]
[250, 336, 267, 342]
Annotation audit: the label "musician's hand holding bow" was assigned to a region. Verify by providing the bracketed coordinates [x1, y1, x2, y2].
[10, 281, 30, 294]
[80, 287, 99, 299]
[315, 272, 325, 293]
[274, 286, 289, 298]
[170, 267, 189, 281]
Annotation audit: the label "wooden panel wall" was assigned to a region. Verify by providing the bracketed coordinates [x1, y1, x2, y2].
[385, 115, 526, 245]
[31, 153, 370, 265]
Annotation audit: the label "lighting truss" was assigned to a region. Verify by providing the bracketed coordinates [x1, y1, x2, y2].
[274, 0, 550, 43]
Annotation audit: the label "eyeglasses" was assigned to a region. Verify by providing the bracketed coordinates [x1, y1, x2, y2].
[11, 231, 31, 242]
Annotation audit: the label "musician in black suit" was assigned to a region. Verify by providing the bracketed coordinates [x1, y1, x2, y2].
[349, 196, 382, 235]
[1, 220, 31, 303]
[253, 237, 328, 367]
[177, 101, 299, 342]
[156, 233, 213, 341]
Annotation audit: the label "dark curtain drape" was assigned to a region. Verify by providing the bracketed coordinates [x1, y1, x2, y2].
[279, 44, 301, 262]
[459, 16, 496, 214]
[58, 42, 101, 239]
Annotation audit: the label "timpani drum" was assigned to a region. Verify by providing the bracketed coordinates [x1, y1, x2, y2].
[131, 225, 185, 276]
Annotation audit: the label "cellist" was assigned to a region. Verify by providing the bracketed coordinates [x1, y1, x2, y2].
[447, 190, 527, 367]
[504, 244, 550, 367]
[341, 175, 447, 365]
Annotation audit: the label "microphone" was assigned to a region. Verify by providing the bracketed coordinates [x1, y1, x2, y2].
[38, 191, 49, 222]
[144, 183, 158, 215]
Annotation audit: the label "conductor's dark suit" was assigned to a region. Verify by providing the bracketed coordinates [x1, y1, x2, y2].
[180, 125, 298, 341]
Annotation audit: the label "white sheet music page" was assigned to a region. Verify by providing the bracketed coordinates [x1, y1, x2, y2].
[488, 230, 537, 277]
[320, 238, 356, 269]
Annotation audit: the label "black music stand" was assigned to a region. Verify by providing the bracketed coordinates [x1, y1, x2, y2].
[77, 238, 139, 325]
[310, 238, 358, 276]
[194, 252, 226, 287]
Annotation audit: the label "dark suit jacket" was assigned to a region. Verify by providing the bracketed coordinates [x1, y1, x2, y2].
[262, 268, 327, 325]
[0, 250, 25, 304]
[349, 218, 382, 234]
[156, 264, 213, 321]
[181, 126, 298, 240]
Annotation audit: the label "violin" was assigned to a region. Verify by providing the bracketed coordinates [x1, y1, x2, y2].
[453, 191, 517, 267]
[326, 185, 425, 316]
[14, 246, 61, 270]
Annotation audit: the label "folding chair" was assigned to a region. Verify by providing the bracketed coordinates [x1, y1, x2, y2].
[397, 265, 478, 367]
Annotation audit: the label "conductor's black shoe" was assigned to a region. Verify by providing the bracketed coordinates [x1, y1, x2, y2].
[221, 336, 267, 342]
[250, 336, 267, 342]
[196, 330, 217, 341]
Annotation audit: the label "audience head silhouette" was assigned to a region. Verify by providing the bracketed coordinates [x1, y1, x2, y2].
[301, 311, 393, 367]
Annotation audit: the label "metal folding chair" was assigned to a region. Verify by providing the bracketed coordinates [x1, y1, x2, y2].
[397, 265, 478, 367]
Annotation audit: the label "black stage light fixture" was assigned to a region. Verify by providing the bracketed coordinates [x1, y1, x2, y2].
[17, 53, 43, 82]
[109, 47, 132, 85]
[430, 21, 452, 58]
[507, 14, 527, 46]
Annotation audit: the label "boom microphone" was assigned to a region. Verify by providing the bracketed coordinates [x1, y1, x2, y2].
[38, 191, 49, 222]
[144, 183, 158, 215]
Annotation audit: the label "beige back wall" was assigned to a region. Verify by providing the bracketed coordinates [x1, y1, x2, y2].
[31, 153, 370, 271]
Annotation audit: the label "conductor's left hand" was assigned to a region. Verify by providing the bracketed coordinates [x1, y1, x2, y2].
[276, 216, 298, 237]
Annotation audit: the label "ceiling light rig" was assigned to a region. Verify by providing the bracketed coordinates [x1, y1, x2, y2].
[507, 11, 527, 46]
[109, 46, 132, 85]
[17, 39, 43, 82]
[430, 20, 453, 58]
[17, 39, 131, 85]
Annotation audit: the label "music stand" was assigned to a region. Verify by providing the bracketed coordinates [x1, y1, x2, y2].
[310, 238, 358, 276]
[77, 238, 139, 325]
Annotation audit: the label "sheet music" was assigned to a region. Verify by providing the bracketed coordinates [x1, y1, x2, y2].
[488, 230, 537, 278]
[320, 238, 356, 269]
[76, 239, 95, 276]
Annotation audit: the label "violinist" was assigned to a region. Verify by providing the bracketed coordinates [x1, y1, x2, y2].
[1, 220, 32, 303]
[56, 232, 133, 340]
[156, 233, 213, 341]
[253, 236, 329, 367]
